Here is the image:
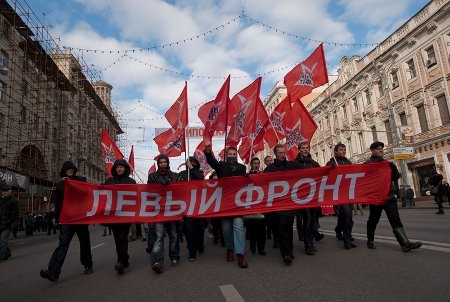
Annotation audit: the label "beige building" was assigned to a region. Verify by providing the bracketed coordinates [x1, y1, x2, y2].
[0, 0, 122, 212]
[305, 0, 450, 197]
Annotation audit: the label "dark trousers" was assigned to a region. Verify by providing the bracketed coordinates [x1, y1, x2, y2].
[367, 198, 403, 241]
[338, 204, 353, 244]
[211, 218, 224, 245]
[111, 224, 131, 265]
[296, 209, 314, 248]
[185, 218, 205, 258]
[265, 212, 278, 244]
[246, 218, 266, 253]
[277, 215, 294, 258]
[48, 225, 93, 277]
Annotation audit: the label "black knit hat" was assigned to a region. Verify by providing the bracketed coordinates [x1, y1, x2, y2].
[369, 141, 384, 150]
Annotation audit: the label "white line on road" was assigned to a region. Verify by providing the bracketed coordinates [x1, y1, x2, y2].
[219, 284, 245, 302]
[91, 243, 106, 249]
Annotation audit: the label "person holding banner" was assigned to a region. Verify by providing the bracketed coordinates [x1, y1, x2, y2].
[264, 144, 302, 264]
[147, 154, 181, 274]
[326, 143, 356, 250]
[40, 161, 93, 282]
[365, 142, 422, 252]
[178, 156, 205, 262]
[204, 144, 248, 268]
[105, 159, 136, 275]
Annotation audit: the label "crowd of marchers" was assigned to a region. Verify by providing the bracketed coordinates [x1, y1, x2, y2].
[3, 140, 448, 281]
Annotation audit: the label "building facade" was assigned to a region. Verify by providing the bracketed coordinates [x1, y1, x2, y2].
[306, 0, 450, 196]
[0, 0, 122, 212]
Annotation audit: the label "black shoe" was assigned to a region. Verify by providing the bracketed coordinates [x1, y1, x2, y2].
[335, 228, 343, 240]
[315, 233, 324, 241]
[40, 269, 58, 282]
[250, 246, 256, 255]
[258, 250, 266, 256]
[146, 247, 152, 254]
[84, 266, 93, 274]
[344, 243, 352, 250]
[305, 246, 316, 255]
[152, 263, 163, 274]
[283, 256, 292, 265]
[435, 211, 444, 215]
[367, 241, 376, 249]
[114, 262, 125, 275]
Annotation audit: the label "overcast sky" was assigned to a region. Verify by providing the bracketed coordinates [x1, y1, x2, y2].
[23, 0, 429, 181]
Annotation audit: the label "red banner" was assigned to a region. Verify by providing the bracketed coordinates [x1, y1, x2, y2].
[60, 162, 390, 224]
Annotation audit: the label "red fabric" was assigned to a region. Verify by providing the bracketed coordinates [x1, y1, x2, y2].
[153, 127, 185, 157]
[264, 95, 292, 147]
[194, 141, 213, 174]
[60, 162, 391, 224]
[164, 82, 188, 131]
[284, 99, 318, 160]
[202, 76, 230, 145]
[148, 163, 156, 174]
[227, 77, 262, 146]
[101, 128, 125, 177]
[284, 43, 328, 101]
[128, 145, 135, 176]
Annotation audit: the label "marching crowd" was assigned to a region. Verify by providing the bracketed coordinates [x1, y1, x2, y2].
[1, 140, 448, 282]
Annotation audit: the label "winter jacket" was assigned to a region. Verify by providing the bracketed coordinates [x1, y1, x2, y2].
[295, 154, 320, 169]
[178, 157, 204, 181]
[0, 194, 19, 229]
[204, 151, 246, 178]
[105, 159, 136, 185]
[325, 156, 352, 166]
[428, 172, 444, 196]
[148, 154, 179, 185]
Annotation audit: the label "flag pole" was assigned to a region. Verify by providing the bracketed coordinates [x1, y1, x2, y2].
[185, 125, 190, 180]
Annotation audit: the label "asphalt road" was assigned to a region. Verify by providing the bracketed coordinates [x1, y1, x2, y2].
[2, 207, 450, 302]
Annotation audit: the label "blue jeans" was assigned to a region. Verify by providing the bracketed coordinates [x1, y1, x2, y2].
[48, 225, 93, 277]
[221, 217, 245, 255]
[150, 221, 182, 266]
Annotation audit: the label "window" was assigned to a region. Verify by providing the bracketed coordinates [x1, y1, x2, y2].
[371, 126, 378, 142]
[346, 138, 352, 157]
[2, 19, 10, 40]
[391, 71, 399, 89]
[342, 105, 347, 118]
[364, 90, 371, 106]
[0, 113, 4, 132]
[384, 121, 393, 145]
[416, 105, 429, 132]
[436, 95, 450, 126]
[425, 45, 437, 68]
[399, 112, 408, 126]
[0, 80, 5, 102]
[0, 49, 8, 69]
[358, 132, 364, 153]
[377, 82, 384, 97]
[353, 98, 358, 112]
[21, 81, 28, 97]
[20, 105, 26, 122]
[406, 59, 417, 79]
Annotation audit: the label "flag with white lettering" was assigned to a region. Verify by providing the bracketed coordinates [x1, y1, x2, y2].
[101, 128, 125, 177]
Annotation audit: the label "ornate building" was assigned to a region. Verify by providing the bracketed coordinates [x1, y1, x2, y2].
[306, 0, 450, 196]
[0, 0, 122, 212]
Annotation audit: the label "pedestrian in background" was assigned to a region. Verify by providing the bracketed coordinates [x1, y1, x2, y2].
[0, 184, 19, 262]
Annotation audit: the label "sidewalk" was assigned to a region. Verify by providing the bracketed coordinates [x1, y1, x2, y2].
[399, 196, 447, 210]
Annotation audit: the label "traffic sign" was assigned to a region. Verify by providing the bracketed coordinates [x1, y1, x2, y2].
[393, 147, 416, 159]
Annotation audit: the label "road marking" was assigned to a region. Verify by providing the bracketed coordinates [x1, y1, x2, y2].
[91, 243, 106, 249]
[219, 284, 245, 302]
[321, 230, 450, 253]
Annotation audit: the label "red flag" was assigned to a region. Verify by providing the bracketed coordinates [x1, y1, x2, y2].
[165, 82, 188, 130]
[284, 99, 318, 160]
[128, 145, 135, 176]
[101, 128, 125, 177]
[148, 163, 156, 174]
[264, 95, 292, 147]
[284, 43, 328, 101]
[227, 77, 262, 146]
[153, 127, 185, 157]
[193, 141, 213, 174]
[202, 76, 230, 145]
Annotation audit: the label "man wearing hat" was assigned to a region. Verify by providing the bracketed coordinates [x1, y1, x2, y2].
[0, 184, 19, 261]
[365, 142, 422, 252]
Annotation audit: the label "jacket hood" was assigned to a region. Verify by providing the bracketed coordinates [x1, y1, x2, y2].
[189, 156, 200, 169]
[111, 159, 131, 177]
[156, 154, 170, 169]
[60, 161, 78, 177]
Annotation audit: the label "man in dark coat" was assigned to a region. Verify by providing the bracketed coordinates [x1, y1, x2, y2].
[366, 142, 422, 252]
[148, 154, 181, 273]
[179, 156, 205, 261]
[294, 142, 322, 255]
[105, 159, 136, 275]
[40, 161, 93, 282]
[428, 169, 444, 215]
[326, 143, 356, 249]
[204, 144, 248, 268]
[264, 144, 302, 264]
[0, 184, 19, 261]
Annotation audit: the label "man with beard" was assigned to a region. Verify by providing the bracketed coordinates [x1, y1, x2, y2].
[148, 154, 181, 273]
[366, 142, 422, 252]
[264, 144, 301, 264]
[326, 143, 356, 249]
[178, 156, 205, 262]
[204, 144, 248, 268]
[104, 159, 136, 275]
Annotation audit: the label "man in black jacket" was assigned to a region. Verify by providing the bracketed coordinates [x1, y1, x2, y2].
[148, 154, 181, 273]
[0, 184, 19, 262]
[366, 142, 422, 252]
[428, 169, 444, 215]
[204, 144, 248, 268]
[179, 156, 205, 261]
[326, 143, 356, 249]
[40, 161, 93, 282]
[264, 144, 302, 264]
[105, 159, 136, 275]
